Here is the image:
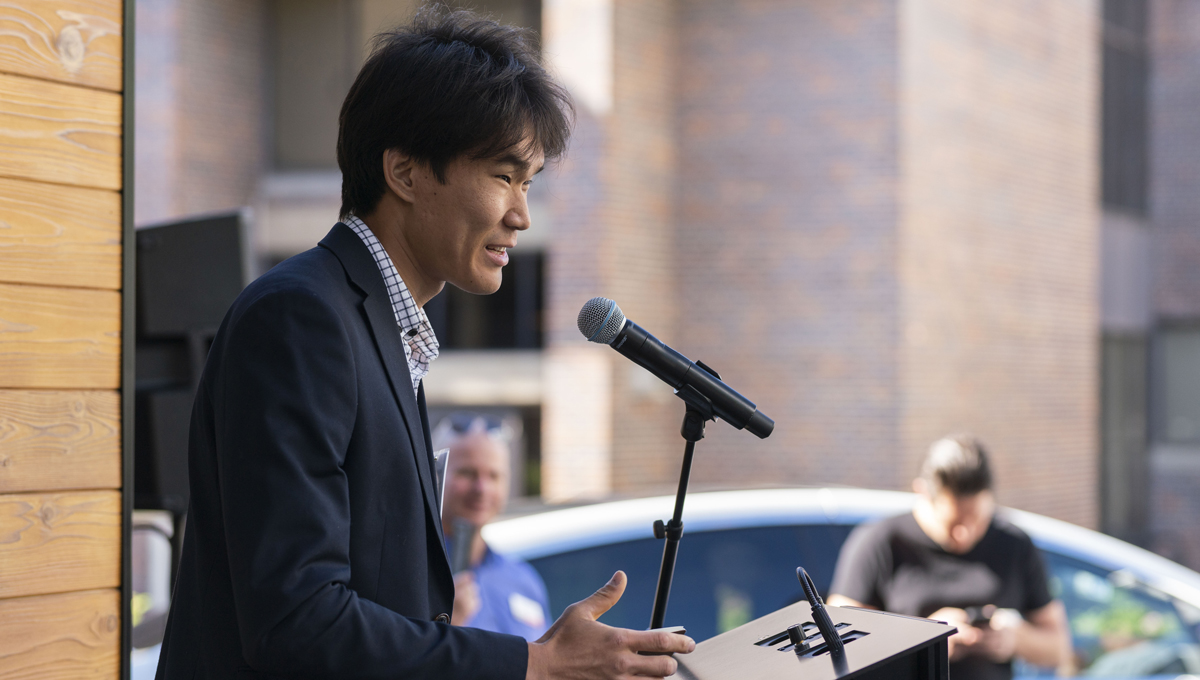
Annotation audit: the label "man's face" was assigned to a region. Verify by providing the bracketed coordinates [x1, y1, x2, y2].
[407, 144, 544, 296]
[442, 432, 510, 529]
[917, 484, 996, 554]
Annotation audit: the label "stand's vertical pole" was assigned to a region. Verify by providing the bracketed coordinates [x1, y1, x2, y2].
[649, 408, 706, 630]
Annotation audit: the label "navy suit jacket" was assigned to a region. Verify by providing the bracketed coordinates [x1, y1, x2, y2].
[155, 223, 528, 679]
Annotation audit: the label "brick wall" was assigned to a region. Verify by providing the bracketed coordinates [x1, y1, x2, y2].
[898, 0, 1100, 526]
[543, 0, 681, 498]
[606, 0, 681, 494]
[135, 0, 268, 225]
[544, 0, 1101, 526]
[675, 0, 902, 491]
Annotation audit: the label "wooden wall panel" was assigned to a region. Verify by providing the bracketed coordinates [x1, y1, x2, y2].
[0, 71, 121, 190]
[0, 282, 120, 389]
[0, 491, 120, 599]
[0, 1, 122, 92]
[0, 4, 126, 676]
[0, 177, 121, 290]
[0, 589, 119, 679]
[0, 390, 120, 493]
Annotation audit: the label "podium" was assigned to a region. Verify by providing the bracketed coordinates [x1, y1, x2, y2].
[668, 603, 954, 680]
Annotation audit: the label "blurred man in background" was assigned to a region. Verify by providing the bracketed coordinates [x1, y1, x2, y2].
[828, 435, 1073, 679]
[435, 413, 551, 641]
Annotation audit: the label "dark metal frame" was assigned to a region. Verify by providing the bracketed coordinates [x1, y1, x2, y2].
[121, 0, 137, 677]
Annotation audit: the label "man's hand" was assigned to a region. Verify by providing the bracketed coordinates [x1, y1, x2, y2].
[927, 607, 984, 661]
[451, 572, 481, 626]
[527, 571, 695, 680]
[978, 613, 1018, 663]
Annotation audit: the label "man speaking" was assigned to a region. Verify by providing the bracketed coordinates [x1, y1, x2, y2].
[154, 7, 693, 679]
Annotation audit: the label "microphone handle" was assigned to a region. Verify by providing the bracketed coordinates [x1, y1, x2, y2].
[450, 518, 475, 574]
[612, 321, 771, 437]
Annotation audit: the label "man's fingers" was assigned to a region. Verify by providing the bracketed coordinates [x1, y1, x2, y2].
[618, 651, 678, 679]
[625, 629, 696, 655]
[575, 571, 628, 621]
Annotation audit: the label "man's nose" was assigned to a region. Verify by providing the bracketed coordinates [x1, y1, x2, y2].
[504, 193, 531, 231]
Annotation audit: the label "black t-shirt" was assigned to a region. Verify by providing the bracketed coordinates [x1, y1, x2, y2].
[829, 512, 1053, 680]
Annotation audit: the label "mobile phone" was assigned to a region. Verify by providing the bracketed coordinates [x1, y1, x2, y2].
[964, 605, 995, 627]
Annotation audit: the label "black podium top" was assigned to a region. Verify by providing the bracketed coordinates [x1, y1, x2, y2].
[669, 603, 955, 680]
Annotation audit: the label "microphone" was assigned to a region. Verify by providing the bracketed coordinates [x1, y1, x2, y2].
[577, 297, 774, 439]
[450, 518, 475, 574]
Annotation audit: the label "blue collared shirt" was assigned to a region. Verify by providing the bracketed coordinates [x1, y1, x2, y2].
[462, 546, 551, 641]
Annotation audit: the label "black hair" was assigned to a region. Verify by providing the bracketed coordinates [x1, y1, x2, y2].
[337, 5, 574, 219]
[920, 435, 994, 496]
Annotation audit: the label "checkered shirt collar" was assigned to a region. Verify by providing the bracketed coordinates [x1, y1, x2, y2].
[343, 216, 440, 392]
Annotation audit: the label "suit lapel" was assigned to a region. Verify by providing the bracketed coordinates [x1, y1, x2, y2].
[417, 382, 449, 557]
[320, 224, 445, 545]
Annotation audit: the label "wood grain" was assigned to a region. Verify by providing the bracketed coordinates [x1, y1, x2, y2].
[0, 282, 121, 390]
[0, 490, 120, 599]
[0, 390, 120, 493]
[0, 71, 121, 190]
[0, 0, 122, 92]
[0, 177, 121, 289]
[0, 588, 119, 679]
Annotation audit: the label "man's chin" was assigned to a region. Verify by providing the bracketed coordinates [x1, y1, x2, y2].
[453, 275, 503, 296]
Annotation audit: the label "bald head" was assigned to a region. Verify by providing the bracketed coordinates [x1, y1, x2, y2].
[442, 430, 511, 529]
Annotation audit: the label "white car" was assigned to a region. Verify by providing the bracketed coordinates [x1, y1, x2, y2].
[486, 488, 1200, 679]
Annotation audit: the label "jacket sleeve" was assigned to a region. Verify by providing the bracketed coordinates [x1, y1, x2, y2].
[212, 287, 528, 680]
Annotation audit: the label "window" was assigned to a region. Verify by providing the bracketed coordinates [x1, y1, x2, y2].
[1099, 335, 1149, 540]
[1156, 329, 1200, 445]
[425, 251, 545, 349]
[269, 0, 543, 171]
[1101, 0, 1149, 214]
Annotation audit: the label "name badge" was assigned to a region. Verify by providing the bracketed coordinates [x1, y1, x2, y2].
[508, 592, 545, 629]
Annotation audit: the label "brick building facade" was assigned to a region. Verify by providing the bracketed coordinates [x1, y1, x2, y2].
[1146, 0, 1200, 569]
[132, 0, 1200, 566]
[544, 0, 1101, 530]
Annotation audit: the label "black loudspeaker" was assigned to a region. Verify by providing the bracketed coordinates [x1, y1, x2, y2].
[669, 602, 953, 680]
[135, 212, 248, 512]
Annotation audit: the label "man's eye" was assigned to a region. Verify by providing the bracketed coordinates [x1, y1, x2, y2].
[498, 175, 512, 183]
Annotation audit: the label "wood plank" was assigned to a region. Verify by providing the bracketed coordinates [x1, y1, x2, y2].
[0, 177, 121, 289]
[0, 390, 120, 493]
[0, 491, 120, 599]
[0, 71, 121, 190]
[0, 282, 121, 390]
[0, 589, 119, 680]
[0, 0, 122, 92]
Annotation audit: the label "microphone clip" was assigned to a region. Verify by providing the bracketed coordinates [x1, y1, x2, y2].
[674, 360, 722, 441]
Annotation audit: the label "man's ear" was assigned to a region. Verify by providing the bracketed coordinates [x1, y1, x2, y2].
[912, 478, 929, 496]
[382, 148, 418, 204]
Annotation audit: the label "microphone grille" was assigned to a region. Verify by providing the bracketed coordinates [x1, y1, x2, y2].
[577, 297, 626, 344]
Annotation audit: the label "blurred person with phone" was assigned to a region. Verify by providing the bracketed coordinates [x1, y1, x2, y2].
[435, 413, 551, 640]
[828, 436, 1073, 679]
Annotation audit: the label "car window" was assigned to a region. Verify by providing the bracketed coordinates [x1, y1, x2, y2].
[528, 524, 855, 642]
[1023, 551, 1200, 677]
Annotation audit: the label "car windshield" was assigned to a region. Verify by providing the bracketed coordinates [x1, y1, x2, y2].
[1025, 551, 1200, 677]
[528, 524, 855, 641]
[526, 521, 1200, 678]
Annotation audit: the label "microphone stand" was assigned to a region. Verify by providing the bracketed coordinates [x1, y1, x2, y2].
[648, 363, 721, 631]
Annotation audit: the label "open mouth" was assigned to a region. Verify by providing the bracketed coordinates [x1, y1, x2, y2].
[485, 245, 507, 255]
